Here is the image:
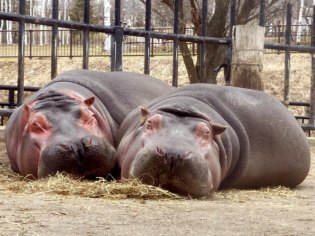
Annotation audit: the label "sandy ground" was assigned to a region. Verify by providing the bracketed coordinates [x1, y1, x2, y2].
[0, 142, 314, 235]
[0, 54, 314, 235]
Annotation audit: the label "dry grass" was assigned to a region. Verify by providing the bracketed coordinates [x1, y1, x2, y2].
[0, 162, 299, 201]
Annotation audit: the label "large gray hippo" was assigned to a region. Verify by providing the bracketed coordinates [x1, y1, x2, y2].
[116, 84, 310, 197]
[5, 69, 172, 179]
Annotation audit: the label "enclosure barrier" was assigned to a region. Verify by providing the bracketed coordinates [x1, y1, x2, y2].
[1, 0, 315, 135]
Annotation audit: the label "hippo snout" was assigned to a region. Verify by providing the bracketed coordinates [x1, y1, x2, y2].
[38, 135, 117, 179]
[155, 146, 191, 170]
[129, 145, 213, 196]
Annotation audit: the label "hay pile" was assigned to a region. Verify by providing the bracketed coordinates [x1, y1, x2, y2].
[0, 162, 299, 201]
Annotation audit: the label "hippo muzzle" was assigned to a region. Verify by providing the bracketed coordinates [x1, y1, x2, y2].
[129, 145, 214, 197]
[38, 135, 116, 178]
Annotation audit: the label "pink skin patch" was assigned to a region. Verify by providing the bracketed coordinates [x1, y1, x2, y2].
[18, 109, 52, 177]
[143, 113, 162, 138]
[195, 122, 212, 148]
[66, 92, 114, 146]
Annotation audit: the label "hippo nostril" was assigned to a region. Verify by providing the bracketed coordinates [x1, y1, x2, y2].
[155, 147, 165, 157]
[59, 143, 72, 151]
[183, 151, 191, 159]
[81, 136, 94, 150]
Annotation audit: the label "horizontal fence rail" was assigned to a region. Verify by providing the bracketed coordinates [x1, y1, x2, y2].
[0, 24, 314, 58]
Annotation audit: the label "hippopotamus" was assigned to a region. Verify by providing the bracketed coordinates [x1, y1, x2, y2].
[116, 84, 310, 197]
[5, 69, 172, 179]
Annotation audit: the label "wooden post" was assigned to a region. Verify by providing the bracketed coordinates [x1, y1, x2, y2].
[230, 25, 265, 90]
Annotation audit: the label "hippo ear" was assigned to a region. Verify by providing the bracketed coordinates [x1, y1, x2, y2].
[140, 107, 150, 124]
[21, 104, 31, 128]
[84, 96, 95, 107]
[211, 122, 227, 136]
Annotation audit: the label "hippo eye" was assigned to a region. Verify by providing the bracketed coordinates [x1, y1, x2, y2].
[30, 122, 46, 134]
[29, 115, 49, 134]
[80, 108, 97, 126]
[145, 120, 153, 131]
[195, 122, 212, 141]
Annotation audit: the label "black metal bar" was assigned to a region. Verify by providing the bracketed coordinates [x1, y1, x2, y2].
[172, 0, 180, 87]
[264, 43, 315, 53]
[227, 0, 237, 85]
[113, 0, 123, 71]
[0, 85, 40, 91]
[70, 30, 73, 59]
[0, 12, 231, 45]
[144, 0, 151, 74]
[284, 3, 292, 106]
[230, 0, 237, 35]
[0, 109, 14, 117]
[17, 0, 25, 106]
[0, 12, 114, 33]
[8, 89, 15, 108]
[110, 32, 115, 71]
[83, 0, 90, 69]
[200, 0, 208, 82]
[259, 0, 265, 27]
[289, 101, 310, 106]
[51, 0, 58, 80]
[309, 5, 315, 125]
[29, 30, 33, 59]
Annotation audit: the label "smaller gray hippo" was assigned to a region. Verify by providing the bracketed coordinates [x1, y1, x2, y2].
[116, 84, 310, 197]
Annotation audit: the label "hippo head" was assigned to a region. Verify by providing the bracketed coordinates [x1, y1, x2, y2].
[118, 105, 227, 197]
[16, 91, 116, 179]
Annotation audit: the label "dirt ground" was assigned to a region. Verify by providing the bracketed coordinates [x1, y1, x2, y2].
[0, 142, 314, 235]
[0, 54, 314, 235]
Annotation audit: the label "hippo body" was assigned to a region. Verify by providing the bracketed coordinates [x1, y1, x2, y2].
[117, 84, 310, 197]
[5, 69, 172, 178]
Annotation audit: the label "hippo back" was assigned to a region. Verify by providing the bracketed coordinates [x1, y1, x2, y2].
[47, 69, 173, 125]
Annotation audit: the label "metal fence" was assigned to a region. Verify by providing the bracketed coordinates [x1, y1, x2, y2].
[0, 24, 313, 58]
[1, 0, 315, 134]
[0, 27, 196, 58]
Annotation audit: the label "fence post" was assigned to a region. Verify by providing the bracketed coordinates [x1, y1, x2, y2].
[82, 0, 90, 69]
[111, 0, 123, 71]
[230, 25, 264, 90]
[51, 0, 58, 80]
[144, 0, 151, 74]
[284, 3, 292, 106]
[17, 0, 26, 106]
[29, 30, 33, 59]
[309, 5, 315, 126]
[172, 0, 180, 87]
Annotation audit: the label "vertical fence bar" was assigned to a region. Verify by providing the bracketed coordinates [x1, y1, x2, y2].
[309, 5, 315, 125]
[144, 0, 151, 74]
[17, 0, 26, 106]
[51, 0, 58, 80]
[225, 0, 237, 86]
[83, 0, 90, 69]
[29, 30, 33, 59]
[230, 0, 237, 35]
[259, 0, 265, 27]
[200, 0, 208, 82]
[111, 0, 123, 71]
[172, 0, 180, 87]
[284, 3, 292, 106]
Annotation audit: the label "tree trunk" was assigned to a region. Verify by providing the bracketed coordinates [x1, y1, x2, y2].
[296, 0, 304, 45]
[194, 0, 230, 84]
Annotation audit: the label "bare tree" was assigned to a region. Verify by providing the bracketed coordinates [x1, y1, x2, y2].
[144, 0, 283, 87]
